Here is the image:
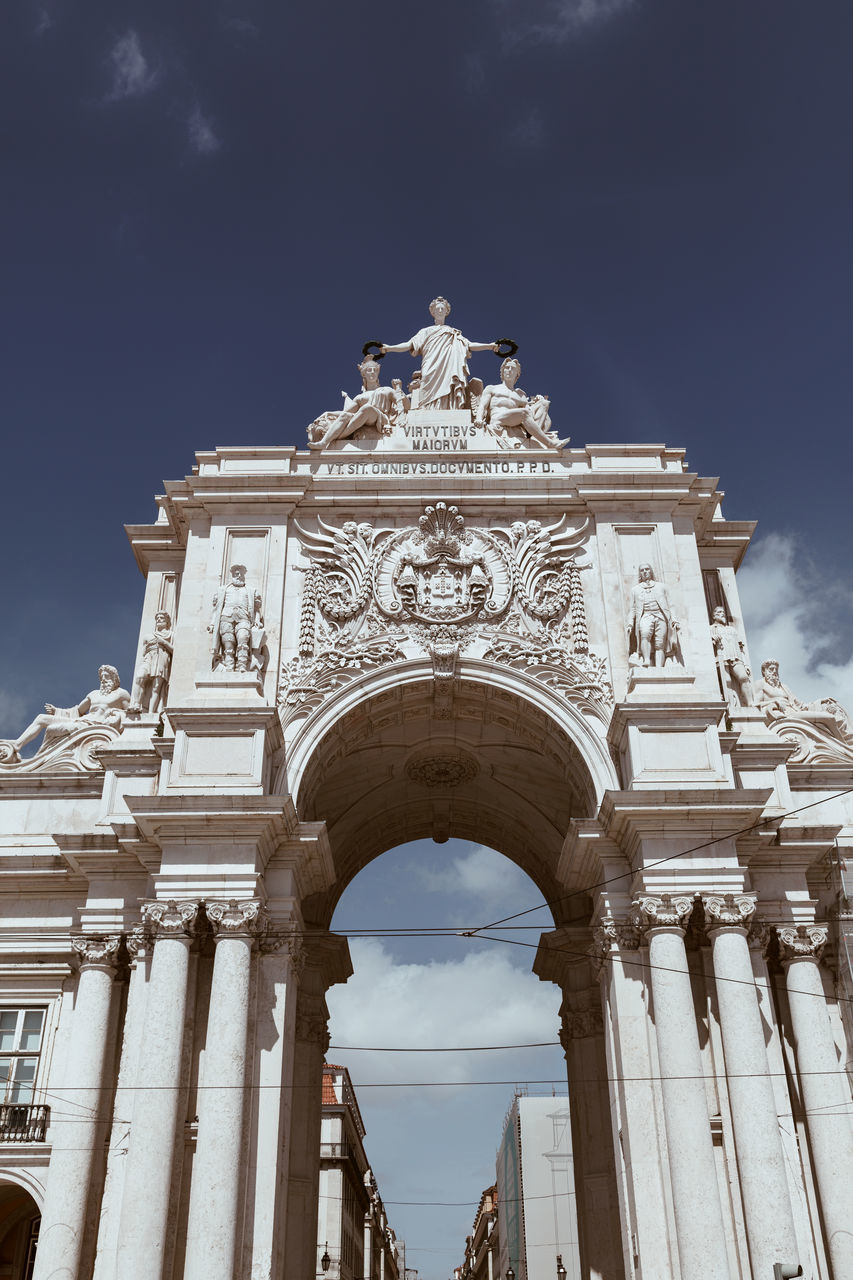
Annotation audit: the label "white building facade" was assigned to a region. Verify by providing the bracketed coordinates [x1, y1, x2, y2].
[0, 304, 851, 1279]
[495, 1095, 580, 1280]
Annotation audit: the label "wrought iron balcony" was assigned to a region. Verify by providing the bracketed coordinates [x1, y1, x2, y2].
[0, 1103, 49, 1142]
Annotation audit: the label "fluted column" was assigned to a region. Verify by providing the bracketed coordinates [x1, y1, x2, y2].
[778, 924, 853, 1278]
[115, 900, 199, 1280]
[633, 895, 731, 1280]
[702, 895, 798, 1277]
[33, 935, 120, 1280]
[184, 899, 265, 1280]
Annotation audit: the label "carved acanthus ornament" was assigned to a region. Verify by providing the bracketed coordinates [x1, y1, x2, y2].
[126, 924, 151, 963]
[589, 915, 639, 975]
[142, 900, 200, 938]
[631, 894, 694, 937]
[206, 899, 266, 939]
[560, 1007, 604, 1045]
[776, 923, 828, 963]
[702, 893, 757, 933]
[405, 749, 479, 788]
[280, 505, 611, 723]
[295, 1012, 331, 1053]
[71, 934, 121, 968]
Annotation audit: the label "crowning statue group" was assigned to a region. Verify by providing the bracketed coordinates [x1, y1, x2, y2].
[308, 296, 567, 450]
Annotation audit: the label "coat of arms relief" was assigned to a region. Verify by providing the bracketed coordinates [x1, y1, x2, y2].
[278, 503, 612, 724]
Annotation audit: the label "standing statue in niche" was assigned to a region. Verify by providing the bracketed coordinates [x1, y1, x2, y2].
[208, 564, 264, 673]
[476, 357, 567, 449]
[0, 665, 130, 762]
[627, 564, 679, 667]
[308, 357, 409, 449]
[130, 611, 173, 714]
[756, 659, 853, 740]
[380, 297, 498, 410]
[709, 607, 752, 707]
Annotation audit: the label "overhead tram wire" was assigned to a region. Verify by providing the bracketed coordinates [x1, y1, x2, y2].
[302, 783, 853, 944]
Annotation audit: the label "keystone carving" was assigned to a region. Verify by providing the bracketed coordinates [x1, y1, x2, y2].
[71, 934, 121, 967]
[776, 923, 828, 963]
[631, 894, 694, 936]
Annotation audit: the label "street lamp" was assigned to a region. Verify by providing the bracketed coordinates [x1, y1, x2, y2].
[505, 1269, 515, 1280]
[321, 1243, 331, 1273]
[556, 1256, 567, 1280]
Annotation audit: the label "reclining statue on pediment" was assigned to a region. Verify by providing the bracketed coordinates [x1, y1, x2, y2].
[0, 664, 130, 767]
[476, 357, 568, 449]
[308, 358, 409, 450]
[756, 658, 853, 763]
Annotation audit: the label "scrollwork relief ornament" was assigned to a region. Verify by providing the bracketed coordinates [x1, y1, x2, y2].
[405, 749, 479, 788]
[702, 893, 757, 932]
[776, 923, 828, 963]
[126, 924, 151, 963]
[142, 900, 199, 938]
[631, 894, 694, 936]
[71, 934, 121, 968]
[206, 899, 266, 937]
[283, 504, 612, 722]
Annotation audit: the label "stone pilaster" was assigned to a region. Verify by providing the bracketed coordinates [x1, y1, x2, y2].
[632, 895, 731, 1280]
[776, 923, 853, 1278]
[534, 928, 626, 1280]
[116, 901, 199, 1280]
[700, 894, 798, 1277]
[184, 900, 267, 1280]
[33, 936, 121, 1280]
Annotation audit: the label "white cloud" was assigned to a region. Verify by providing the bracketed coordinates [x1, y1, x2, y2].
[107, 31, 157, 101]
[188, 105, 221, 155]
[416, 844, 535, 917]
[326, 936, 562, 1097]
[492, 0, 635, 44]
[34, 8, 52, 35]
[738, 533, 853, 711]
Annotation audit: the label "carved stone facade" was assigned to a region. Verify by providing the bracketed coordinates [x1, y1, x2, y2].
[0, 307, 851, 1280]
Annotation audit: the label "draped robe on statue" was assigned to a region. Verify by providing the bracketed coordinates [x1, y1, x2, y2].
[408, 325, 471, 409]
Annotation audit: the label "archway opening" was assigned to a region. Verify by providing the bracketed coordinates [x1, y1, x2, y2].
[322, 838, 580, 1280]
[0, 1182, 40, 1280]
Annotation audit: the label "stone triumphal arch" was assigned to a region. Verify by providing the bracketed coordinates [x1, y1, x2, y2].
[1, 302, 852, 1280]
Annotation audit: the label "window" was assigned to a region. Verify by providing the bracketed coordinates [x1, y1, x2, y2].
[0, 1010, 45, 1103]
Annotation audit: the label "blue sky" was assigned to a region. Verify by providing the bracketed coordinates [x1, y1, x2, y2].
[4, 1, 853, 1273]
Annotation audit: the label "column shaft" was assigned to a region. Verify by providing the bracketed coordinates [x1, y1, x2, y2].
[34, 944, 118, 1280]
[116, 921, 194, 1280]
[784, 952, 853, 1277]
[647, 926, 731, 1280]
[184, 930, 254, 1280]
[710, 925, 798, 1274]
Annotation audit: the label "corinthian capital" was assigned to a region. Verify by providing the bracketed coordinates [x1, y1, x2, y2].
[206, 899, 266, 938]
[702, 893, 757, 932]
[71, 934, 121, 968]
[142, 899, 199, 938]
[632, 894, 694, 937]
[776, 923, 828, 963]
